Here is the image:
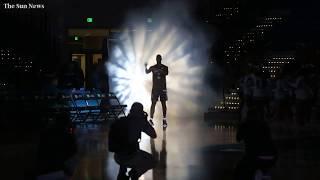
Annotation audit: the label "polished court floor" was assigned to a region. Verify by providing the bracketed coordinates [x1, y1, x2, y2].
[71, 113, 238, 180]
[71, 111, 320, 180]
[2, 112, 320, 179]
[3, 106, 317, 179]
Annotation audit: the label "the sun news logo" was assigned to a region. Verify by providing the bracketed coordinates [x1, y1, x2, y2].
[3, 1, 45, 9]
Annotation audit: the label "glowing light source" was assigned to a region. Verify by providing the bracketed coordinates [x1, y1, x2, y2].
[107, 21, 211, 117]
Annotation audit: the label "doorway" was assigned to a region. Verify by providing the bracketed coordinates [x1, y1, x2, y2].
[72, 54, 86, 78]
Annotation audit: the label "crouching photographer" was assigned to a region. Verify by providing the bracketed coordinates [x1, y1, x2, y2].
[109, 102, 157, 180]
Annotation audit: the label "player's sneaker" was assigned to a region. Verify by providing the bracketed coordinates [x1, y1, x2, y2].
[163, 120, 168, 128]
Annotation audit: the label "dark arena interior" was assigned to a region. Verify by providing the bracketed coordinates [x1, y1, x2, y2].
[1, 0, 320, 179]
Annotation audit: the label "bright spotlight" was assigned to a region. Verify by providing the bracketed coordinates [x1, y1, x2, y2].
[107, 21, 209, 117]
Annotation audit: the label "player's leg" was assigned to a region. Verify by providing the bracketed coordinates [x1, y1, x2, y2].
[160, 100, 167, 119]
[127, 150, 157, 179]
[160, 101, 167, 128]
[149, 90, 158, 126]
[150, 101, 157, 119]
[160, 89, 168, 128]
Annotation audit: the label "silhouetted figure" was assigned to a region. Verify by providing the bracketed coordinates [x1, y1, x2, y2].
[91, 60, 110, 110]
[252, 70, 269, 121]
[109, 102, 157, 180]
[59, 61, 84, 90]
[91, 60, 109, 94]
[294, 70, 314, 126]
[234, 110, 277, 180]
[239, 66, 255, 121]
[272, 75, 290, 123]
[145, 54, 169, 127]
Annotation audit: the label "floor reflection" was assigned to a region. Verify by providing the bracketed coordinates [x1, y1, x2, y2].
[71, 118, 238, 180]
[2, 112, 320, 179]
[150, 130, 167, 180]
[72, 125, 117, 180]
[71, 117, 320, 180]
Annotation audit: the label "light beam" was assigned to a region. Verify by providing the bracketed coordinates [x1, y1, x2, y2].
[107, 20, 211, 118]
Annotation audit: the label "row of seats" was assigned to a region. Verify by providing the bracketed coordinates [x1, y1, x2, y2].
[0, 90, 127, 123]
[56, 91, 126, 123]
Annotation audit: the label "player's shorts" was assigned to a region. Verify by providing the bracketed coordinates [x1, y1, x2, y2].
[151, 89, 168, 101]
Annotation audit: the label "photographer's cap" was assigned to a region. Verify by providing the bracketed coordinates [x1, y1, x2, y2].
[130, 102, 144, 114]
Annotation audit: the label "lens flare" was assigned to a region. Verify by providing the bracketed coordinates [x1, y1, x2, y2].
[107, 21, 211, 117]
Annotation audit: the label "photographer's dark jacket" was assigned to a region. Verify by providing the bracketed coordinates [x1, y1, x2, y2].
[110, 113, 156, 155]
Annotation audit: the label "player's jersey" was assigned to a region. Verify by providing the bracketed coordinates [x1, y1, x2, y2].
[150, 64, 168, 90]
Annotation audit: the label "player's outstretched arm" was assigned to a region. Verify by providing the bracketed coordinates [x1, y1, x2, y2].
[145, 64, 152, 74]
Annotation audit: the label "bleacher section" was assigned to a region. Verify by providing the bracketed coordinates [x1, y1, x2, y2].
[0, 90, 127, 125]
